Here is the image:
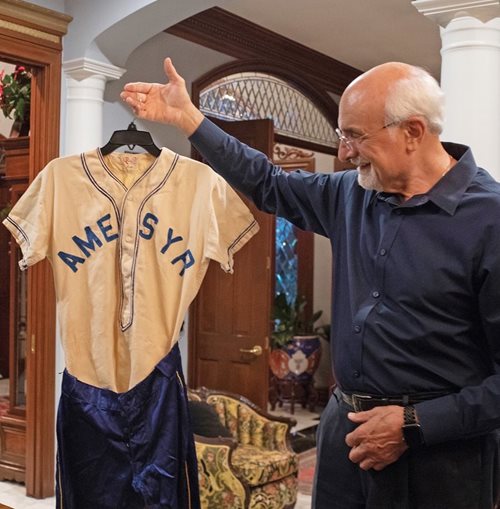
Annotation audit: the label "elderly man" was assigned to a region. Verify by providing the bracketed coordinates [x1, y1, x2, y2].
[122, 59, 500, 509]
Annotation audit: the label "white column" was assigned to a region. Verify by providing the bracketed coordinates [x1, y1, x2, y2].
[412, 1, 500, 178]
[63, 58, 125, 155]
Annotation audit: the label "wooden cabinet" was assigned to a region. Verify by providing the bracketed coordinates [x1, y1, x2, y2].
[0, 0, 71, 497]
[0, 136, 29, 483]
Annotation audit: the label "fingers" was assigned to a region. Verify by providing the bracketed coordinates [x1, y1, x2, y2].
[164, 57, 183, 84]
[120, 92, 145, 118]
[121, 85, 149, 117]
[122, 82, 151, 93]
[347, 410, 371, 423]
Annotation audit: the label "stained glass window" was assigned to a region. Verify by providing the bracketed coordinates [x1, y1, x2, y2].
[199, 72, 336, 149]
[275, 217, 298, 305]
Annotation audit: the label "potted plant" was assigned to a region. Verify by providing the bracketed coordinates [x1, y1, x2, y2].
[269, 293, 325, 381]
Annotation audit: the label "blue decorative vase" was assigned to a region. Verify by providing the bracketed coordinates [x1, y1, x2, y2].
[270, 335, 322, 381]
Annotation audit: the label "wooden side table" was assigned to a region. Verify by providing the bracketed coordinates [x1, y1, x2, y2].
[269, 375, 319, 414]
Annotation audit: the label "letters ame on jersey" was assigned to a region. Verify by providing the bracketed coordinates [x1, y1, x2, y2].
[3, 148, 259, 392]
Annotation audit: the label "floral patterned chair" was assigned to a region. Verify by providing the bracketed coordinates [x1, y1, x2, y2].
[188, 387, 299, 509]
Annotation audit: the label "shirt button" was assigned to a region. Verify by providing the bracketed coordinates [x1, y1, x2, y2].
[354, 325, 361, 333]
[380, 249, 387, 256]
[353, 371, 360, 378]
[372, 291, 380, 298]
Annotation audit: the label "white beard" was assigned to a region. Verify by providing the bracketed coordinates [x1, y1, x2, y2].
[357, 165, 383, 192]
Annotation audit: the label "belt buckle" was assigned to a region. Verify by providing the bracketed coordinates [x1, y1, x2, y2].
[351, 393, 373, 412]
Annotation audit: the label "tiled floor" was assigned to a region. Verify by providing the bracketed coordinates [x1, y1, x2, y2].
[0, 402, 320, 508]
[0, 482, 313, 509]
[0, 481, 55, 508]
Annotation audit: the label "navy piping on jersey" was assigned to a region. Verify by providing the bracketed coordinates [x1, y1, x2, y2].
[4, 216, 30, 245]
[81, 153, 122, 226]
[93, 148, 165, 331]
[120, 153, 180, 331]
[97, 149, 128, 192]
[226, 219, 258, 265]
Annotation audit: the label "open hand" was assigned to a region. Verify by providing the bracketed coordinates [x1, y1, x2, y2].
[120, 57, 204, 135]
[345, 405, 408, 471]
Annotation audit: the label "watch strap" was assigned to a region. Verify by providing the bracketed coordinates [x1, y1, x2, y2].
[404, 405, 417, 425]
[402, 405, 424, 448]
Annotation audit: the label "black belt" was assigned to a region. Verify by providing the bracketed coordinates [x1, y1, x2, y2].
[339, 390, 442, 412]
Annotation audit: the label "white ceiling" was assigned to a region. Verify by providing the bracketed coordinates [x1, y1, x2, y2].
[223, 0, 443, 80]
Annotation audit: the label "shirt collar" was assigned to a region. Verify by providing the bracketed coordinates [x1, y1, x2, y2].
[425, 142, 477, 215]
[367, 142, 477, 215]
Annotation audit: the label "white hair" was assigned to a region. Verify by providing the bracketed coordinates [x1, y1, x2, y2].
[384, 67, 445, 135]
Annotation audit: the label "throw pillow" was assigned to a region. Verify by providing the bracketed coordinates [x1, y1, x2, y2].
[188, 401, 232, 438]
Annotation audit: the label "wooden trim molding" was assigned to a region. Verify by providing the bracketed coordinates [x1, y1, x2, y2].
[0, 2, 69, 498]
[273, 145, 314, 162]
[166, 6, 361, 96]
[0, 0, 71, 46]
[0, 0, 73, 37]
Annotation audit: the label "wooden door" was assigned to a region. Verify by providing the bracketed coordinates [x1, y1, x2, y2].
[189, 118, 275, 409]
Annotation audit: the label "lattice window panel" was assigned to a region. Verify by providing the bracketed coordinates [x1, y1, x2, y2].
[199, 72, 336, 148]
[275, 217, 298, 304]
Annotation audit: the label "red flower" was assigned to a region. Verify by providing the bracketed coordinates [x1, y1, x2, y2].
[0, 65, 31, 121]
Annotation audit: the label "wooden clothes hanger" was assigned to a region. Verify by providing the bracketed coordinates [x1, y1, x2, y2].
[100, 120, 161, 157]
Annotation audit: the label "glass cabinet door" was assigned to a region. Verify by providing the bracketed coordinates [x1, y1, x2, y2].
[7, 182, 29, 416]
[12, 245, 27, 410]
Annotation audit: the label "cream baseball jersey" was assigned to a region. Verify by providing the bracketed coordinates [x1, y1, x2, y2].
[3, 148, 259, 392]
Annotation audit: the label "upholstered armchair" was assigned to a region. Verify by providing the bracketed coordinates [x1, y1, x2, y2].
[188, 387, 299, 509]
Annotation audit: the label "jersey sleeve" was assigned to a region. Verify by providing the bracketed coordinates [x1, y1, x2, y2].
[206, 174, 259, 273]
[2, 164, 53, 270]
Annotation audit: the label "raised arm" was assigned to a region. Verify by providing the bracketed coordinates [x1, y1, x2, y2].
[121, 57, 342, 237]
[120, 58, 204, 136]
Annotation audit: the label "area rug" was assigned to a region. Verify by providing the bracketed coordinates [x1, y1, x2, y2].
[298, 447, 316, 496]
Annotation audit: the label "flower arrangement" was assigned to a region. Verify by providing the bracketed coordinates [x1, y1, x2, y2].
[0, 65, 31, 122]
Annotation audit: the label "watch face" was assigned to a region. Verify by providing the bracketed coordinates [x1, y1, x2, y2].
[403, 424, 423, 448]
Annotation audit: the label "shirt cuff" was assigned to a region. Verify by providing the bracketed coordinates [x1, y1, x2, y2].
[415, 394, 462, 445]
[189, 117, 226, 154]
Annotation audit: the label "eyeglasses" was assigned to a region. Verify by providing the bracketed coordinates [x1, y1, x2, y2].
[334, 121, 400, 150]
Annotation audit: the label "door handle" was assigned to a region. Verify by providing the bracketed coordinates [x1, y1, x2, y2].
[239, 345, 263, 356]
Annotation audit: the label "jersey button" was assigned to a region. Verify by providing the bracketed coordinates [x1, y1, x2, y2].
[372, 291, 380, 298]
[379, 249, 387, 256]
[354, 325, 361, 333]
[353, 371, 360, 378]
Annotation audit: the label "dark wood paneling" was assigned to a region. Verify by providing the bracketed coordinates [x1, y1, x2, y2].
[166, 7, 361, 96]
[0, 414, 26, 482]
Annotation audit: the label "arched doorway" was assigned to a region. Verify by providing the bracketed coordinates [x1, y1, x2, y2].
[188, 61, 337, 408]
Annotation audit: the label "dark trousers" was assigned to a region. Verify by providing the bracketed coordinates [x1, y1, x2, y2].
[312, 390, 500, 509]
[56, 344, 200, 509]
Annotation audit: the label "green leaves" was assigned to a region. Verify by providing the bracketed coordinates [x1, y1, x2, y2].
[0, 66, 31, 121]
[271, 293, 325, 349]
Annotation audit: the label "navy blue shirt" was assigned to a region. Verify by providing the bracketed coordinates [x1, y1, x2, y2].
[190, 118, 500, 446]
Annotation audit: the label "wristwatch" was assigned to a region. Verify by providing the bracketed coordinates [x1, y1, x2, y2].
[402, 405, 425, 448]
